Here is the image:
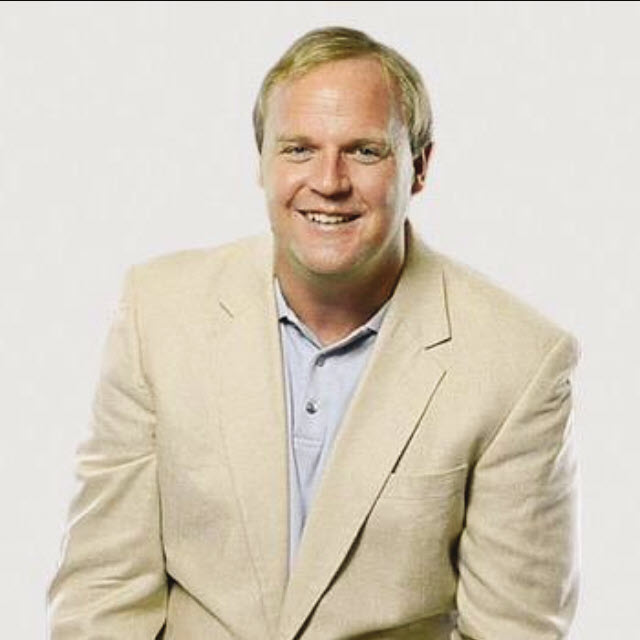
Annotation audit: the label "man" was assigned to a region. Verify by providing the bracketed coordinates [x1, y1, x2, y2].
[48, 26, 580, 639]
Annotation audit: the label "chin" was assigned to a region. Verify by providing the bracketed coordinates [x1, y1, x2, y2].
[295, 253, 365, 281]
[300, 261, 353, 279]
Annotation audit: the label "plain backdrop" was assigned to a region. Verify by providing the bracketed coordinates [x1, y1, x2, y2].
[1, 2, 638, 637]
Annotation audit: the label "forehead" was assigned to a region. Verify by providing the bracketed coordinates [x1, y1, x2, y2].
[265, 57, 404, 136]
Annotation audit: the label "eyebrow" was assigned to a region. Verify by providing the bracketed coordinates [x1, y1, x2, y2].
[275, 135, 391, 149]
[276, 135, 315, 146]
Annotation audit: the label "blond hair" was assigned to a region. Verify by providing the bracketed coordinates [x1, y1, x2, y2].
[253, 26, 433, 157]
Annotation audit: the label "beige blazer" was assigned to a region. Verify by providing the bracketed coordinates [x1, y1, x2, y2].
[48, 225, 580, 639]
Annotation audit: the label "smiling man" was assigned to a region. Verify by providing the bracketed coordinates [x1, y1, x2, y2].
[48, 27, 581, 640]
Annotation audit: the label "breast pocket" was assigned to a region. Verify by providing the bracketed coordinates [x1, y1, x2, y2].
[379, 463, 469, 501]
[356, 464, 469, 615]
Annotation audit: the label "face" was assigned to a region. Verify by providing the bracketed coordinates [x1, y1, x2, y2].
[259, 57, 426, 286]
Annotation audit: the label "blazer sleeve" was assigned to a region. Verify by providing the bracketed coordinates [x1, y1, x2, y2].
[452, 331, 581, 640]
[47, 267, 167, 639]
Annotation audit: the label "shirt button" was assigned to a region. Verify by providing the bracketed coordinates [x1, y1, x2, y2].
[305, 399, 319, 414]
[316, 355, 326, 367]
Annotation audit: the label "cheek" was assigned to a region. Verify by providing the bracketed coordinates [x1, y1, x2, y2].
[356, 167, 402, 211]
[265, 163, 306, 209]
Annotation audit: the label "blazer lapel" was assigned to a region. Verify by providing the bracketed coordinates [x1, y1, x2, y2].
[277, 226, 452, 640]
[212, 236, 290, 637]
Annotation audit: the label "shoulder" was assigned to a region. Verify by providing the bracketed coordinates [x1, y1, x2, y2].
[132, 233, 269, 283]
[424, 244, 580, 374]
[125, 233, 271, 302]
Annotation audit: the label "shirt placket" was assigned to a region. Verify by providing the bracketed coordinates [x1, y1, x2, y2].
[293, 344, 331, 522]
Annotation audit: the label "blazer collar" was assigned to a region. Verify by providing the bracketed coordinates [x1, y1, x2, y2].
[217, 220, 451, 350]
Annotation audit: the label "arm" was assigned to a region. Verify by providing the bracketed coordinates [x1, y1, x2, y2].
[48, 267, 167, 638]
[453, 331, 581, 639]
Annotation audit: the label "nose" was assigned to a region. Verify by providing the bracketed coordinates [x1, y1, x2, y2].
[308, 150, 351, 197]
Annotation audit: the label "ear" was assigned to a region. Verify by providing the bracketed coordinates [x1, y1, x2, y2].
[411, 143, 433, 195]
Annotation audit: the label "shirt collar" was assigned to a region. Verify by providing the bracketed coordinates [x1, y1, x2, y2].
[274, 277, 390, 345]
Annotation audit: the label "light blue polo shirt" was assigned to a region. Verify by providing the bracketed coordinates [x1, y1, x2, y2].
[274, 278, 390, 574]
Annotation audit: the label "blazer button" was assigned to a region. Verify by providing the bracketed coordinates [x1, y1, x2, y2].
[305, 399, 319, 414]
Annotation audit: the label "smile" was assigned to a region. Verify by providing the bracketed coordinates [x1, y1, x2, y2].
[297, 210, 360, 226]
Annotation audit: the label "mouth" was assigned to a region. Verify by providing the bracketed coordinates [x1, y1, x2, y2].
[297, 209, 361, 226]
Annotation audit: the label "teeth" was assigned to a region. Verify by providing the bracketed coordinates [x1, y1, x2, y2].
[305, 211, 354, 225]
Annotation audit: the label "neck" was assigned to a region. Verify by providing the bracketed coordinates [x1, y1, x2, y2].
[275, 243, 407, 347]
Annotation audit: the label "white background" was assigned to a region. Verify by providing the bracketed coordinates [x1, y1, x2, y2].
[1, 2, 638, 637]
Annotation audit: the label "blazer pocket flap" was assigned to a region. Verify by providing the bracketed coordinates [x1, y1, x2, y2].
[380, 464, 469, 501]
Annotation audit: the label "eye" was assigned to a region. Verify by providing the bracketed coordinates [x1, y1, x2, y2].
[281, 145, 312, 161]
[352, 146, 383, 163]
